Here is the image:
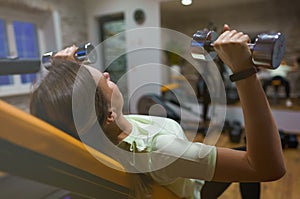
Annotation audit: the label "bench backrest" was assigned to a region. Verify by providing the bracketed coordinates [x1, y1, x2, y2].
[0, 100, 178, 198]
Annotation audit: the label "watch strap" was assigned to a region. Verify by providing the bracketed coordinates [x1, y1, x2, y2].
[229, 67, 258, 82]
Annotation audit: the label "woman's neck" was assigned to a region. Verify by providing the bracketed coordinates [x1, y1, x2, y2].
[116, 114, 132, 142]
[103, 114, 132, 144]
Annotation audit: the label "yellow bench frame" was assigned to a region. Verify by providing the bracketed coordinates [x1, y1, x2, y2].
[0, 100, 179, 198]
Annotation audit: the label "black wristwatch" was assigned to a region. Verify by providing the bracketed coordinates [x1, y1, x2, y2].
[229, 67, 258, 82]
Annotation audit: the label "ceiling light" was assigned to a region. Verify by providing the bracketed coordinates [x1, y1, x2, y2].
[181, 0, 192, 6]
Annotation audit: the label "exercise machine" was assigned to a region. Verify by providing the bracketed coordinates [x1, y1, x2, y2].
[0, 58, 40, 75]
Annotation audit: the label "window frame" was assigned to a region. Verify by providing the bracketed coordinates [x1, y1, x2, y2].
[0, 6, 61, 97]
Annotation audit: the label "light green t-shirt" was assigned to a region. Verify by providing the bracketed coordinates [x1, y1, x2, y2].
[121, 115, 217, 198]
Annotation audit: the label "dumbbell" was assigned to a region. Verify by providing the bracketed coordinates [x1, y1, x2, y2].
[191, 30, 286, 69]
[41, 43, 97, 70]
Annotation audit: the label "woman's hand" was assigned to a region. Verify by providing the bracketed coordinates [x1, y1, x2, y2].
[54, 45, 78, 62]
[213, 24, 254, 73]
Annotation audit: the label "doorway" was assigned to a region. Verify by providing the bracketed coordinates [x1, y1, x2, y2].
[99, 13, 128, 113]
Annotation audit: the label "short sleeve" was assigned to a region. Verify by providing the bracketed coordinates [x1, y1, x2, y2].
[150, 134, 217, 183]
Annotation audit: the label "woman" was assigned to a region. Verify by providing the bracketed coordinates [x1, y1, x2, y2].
[30, 25, 285, 198]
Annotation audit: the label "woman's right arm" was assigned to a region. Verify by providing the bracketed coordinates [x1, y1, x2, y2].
[159, 25, 285, 183]
[211, 25, 286, 182]
[213, 75, 285, 181]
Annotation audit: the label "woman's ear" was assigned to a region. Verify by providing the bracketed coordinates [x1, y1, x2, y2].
[105, 110, 117, 125]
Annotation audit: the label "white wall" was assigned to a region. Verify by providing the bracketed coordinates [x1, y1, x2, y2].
[85, 0, 163, 113]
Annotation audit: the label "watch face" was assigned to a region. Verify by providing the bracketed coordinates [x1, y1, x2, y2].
[134, 9, 145, 25]
[272, 33, 286, 69]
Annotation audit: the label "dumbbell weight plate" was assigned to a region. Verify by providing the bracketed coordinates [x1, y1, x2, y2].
[76, 43, 97, 64]
[191, 30, 218, 61]
[41, 51, 55, 69]
[252, 32, 286, 69]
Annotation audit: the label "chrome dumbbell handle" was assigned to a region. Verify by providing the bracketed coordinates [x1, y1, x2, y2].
[42, 43, 97, 70]
[191, 30, 286, 69]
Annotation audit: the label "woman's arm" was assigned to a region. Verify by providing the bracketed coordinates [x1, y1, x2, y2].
[212, 25, 286, 182]
[159, 25, 285, 183]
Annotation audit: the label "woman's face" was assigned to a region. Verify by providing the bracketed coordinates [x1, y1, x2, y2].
[85, 65, 124, 117]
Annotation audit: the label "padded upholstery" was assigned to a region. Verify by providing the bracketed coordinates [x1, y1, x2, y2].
[0, 100, 179, 198]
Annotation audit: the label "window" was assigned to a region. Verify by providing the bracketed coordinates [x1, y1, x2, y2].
[0, 19, 11, 86]
[14, 20, 39, 84]
[0, 6, 60, 97]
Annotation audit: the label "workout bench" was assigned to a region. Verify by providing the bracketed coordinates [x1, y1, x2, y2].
[0, 100, 180, 198]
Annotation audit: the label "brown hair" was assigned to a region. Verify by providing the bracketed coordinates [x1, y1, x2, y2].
[30, 58, 109, 139]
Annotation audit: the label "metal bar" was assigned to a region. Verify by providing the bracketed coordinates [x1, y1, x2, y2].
[0, 59, 41, 75]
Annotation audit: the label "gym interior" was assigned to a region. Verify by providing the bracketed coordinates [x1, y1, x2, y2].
[0, 0, 299, 198]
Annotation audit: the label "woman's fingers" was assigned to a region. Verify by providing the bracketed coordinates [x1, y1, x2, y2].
[223, 24, 230, 32]
[213, 27, 253, 73]
[54, 45, 78, 62]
